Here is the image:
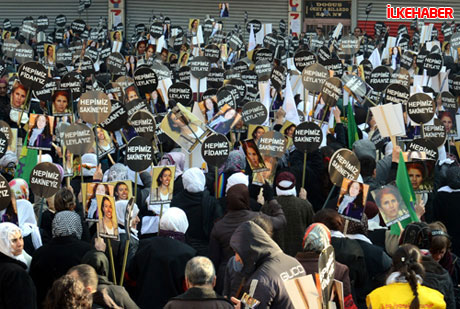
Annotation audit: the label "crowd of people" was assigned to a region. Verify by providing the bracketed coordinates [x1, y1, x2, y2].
[0, 7, 459, 309]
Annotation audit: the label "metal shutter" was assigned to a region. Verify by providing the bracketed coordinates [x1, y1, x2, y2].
[126, 0, 288, 38]
[0, 0, 108, 30]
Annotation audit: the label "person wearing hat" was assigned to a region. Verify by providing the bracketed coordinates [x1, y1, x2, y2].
[296, 223, 355, 309]
[272, 171, 314, 257]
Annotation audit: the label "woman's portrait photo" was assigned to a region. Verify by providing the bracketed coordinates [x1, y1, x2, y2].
[44, 44, 56, 66]
[97, 195, 119, 240]
[371, 185, 410, 226]
[160, 103, 209, 153]
[179, 51, 189, 67]
[241, 139, 267, 172]
[406, 160, 434, 193]
[198, 96, 219, 122]
[112, 181, 132, 201]
[439, 110, 457, 136]
[27, 114, 54, 150]
[253, 155, 278, 185]
[219, 3, 229, 17]
[150, 165, 175, 204]
[10, 81, 29, 111]
[85, 183, 114, 220]
[248, 125, 268, 144]
[62, 147, 75, 177]
[2, 31, 11, 40]
[390, 46, 401, 70]
[111, 31, 123, 53]
[189, 19, 199, 34]
[208, 105, 241, 135]
[125, 85, 140, 103]
[95, 127, 115, 158]
[51, 90, 72, 115]
[281, 122, 297, 139]
[337, 178, 369, 222]
[146, 89, 166, 113]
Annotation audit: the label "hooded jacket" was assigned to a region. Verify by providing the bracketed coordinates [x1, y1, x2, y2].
[230, 221, 306, 308]
[353, 139, 392, 185]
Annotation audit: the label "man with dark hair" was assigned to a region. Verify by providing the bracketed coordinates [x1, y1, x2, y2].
[164, 256, 233, 308]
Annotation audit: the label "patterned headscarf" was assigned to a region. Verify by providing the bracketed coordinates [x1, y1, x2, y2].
[302, 223, 331, 253]
[160, 152, 185, 179]
[103, 163, 129, 182]
[9, 178, 29, 200]
[52, 211, 82, 240]
[219, 150, 246, 174]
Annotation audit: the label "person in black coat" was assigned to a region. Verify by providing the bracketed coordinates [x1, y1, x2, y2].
[126, 207, 197, 309]
[0, 223, 36, 309]
[170, 167, 223, 256]
[30, 211, 94, 307]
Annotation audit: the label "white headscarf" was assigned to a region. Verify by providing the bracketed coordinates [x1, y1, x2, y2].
[159, 207, 189, 234]
[275, 180, 297, 196]
[226, 172, 249, 193]
[182, 167, 205, 193]
[16, 200, 42, 250]
[0, 222, 28, 265]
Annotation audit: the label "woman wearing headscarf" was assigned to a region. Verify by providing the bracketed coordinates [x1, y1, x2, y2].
[16, 199, 42, 255]
[126, 207, 196, 309]
[111, 200, 140, 280]
[296, 223, 356, 309]
[0, 223, 36, 308]
[82, 250, 139, 309]
[30, 211, 94, 307]
[170, 167, 223, 256]
[209, 181, 286, 294]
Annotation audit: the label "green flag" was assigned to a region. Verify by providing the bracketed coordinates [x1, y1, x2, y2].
[347, 102, 359, 149]
[391, 152, 419, 235]
[15, 133, 38, 184]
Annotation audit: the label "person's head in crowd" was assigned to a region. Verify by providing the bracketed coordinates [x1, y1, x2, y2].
[360, 155, 376, 178]
[159, 207, 189, 241]
[90, 183, 110, 201]
[115, 199, 140, 230]
[316, 26, 323, 37]
[114, 182, 129, 201]
[400, 222, 432, 251]
[160, 152, 185, 179]
[407, 163, 424, 190]
[44, 274, 92, 309]
[81, 153, 98, 177]
[220, 150, 246, 175]
[227, 184, 250, 211]
[67, 264, 98, 294]
[226, 172, 249, 193]
[302, 223, 331, 254]
[439, 111, 454, 133]
[184, 256, 216, 289]
[0, 222, 25, 262]
[428, 222, 450, 262]
[374, 186, 406, 222]
[446, 165, 460, 190]
[157, 167, 172, 188]
[354, 27, 363, 37]
[284, 124, 296, 138]
[82, 250, 110, 279]
[104, 163, 129, 182]
[182, 167, 205, 193]
[9, 178, 28, 200]
[0, 151, 17, 181]
[275, 171, 297, 196]
[160, 48, 169, 62]
[388, 244, 425, 309]
[252, 126, 266, 142]
[16, 199, 42, 250]
[3, 189, 18, 225]
[52, 210, 83, 240]
[0, 78, 7, 97]
[313, 209, 344, 233]
[54, 188, 76, 212]
[346, 214, 368, 235]
[52, 90, 70, 114]
[252, 215, 274, 238]
[11, 82, 27, 109]
[352, 139, 377, 161]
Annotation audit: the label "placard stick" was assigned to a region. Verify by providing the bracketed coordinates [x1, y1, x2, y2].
[94, 125, 100, 166]
[66, 177, 71, 188]
[80, 155, 86, 211]
[379, 105, 397, 148]
[17, 88, 31, 126]
[107, 239, 117, 285]
[38, 149, 42, 163]
[37, 197, 45, 226]
[343, 219, 349, 235]
[119, 238, 130, 286]
[319, 104, 330, 128]
[133, 172, 138, 204]
[301, 152, 307, 188]
[397, 221, 404, 233]
[322, 186, 336, 209]
[107, 153, 115, 165]
[215, 166, 218, 197]
[197, 78, 201, 102]
[421, 123, 425, 139]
